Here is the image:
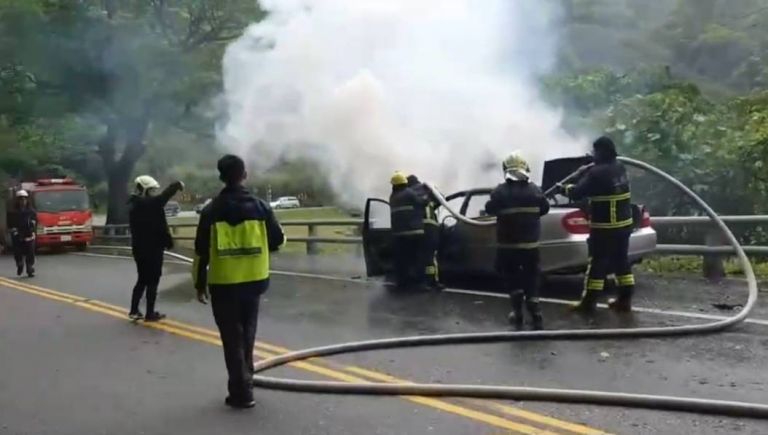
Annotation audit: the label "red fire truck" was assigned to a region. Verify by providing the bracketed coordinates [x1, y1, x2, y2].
[1, 178, 93, 252]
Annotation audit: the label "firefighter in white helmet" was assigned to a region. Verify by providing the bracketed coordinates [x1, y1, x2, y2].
[128, 175, 184, 321]
[485, 153, 550, 330]
[9, 190, 37, 277]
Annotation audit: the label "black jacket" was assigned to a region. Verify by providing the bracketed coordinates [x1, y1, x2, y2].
[128, 182, 183, 252]
[567, 159, 632, 231]
[390, 186, 426, 236]
[409, 182, 440, 227]
[194, 185, 285, 292]
[9, 207, 37, 241]
[485, 181, 549, 248]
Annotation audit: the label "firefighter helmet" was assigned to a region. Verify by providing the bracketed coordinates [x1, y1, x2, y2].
[15, 190, 29, 198]
[135, 175, 160, 194]
[502, 152, 530, 181]
[390, 171, 408, 186]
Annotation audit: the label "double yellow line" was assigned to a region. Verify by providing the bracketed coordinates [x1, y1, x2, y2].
[0, 277, 607, 435]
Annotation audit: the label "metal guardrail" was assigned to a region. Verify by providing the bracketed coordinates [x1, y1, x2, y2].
[94, 214, 768, 279]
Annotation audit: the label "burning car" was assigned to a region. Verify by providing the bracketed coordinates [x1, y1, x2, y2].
[362, 156, 657, 286]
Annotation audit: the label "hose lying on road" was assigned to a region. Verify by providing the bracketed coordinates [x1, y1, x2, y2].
[97, 157, 766, 418]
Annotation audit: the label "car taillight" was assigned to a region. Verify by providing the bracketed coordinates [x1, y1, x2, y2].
[641, 208, 651, 228]
[562, 210, 590, 234]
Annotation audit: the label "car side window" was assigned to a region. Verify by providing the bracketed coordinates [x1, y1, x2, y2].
[464, 193, 491, 219]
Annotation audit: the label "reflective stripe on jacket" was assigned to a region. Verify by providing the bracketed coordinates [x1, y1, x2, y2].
[485, 180, 549, 249]
[566, 160, 632, 231]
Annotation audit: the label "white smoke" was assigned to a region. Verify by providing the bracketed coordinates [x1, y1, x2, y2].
[218, 0, 587, 204]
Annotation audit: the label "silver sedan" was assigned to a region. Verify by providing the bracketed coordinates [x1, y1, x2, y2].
[362, 157, 657, 284]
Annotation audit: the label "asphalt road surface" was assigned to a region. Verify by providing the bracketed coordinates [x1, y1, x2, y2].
[1, 252, 767, 435]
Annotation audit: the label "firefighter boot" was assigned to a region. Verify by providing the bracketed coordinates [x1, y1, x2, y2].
[507, 291, 524, 330]
[609, 287, 633, 313]
[16, 263, 23, 277]
[526, 300, 543, 330]
[571, 290, 599, 314]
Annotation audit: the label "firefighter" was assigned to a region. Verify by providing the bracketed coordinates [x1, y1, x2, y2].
[485, 153, 550, 330]
[9, 190, 37, 277]
[390, 171, 427, 291]
[558, 136, 635, 313]
[193, 155, 285, 409]
[407, 174, 445, 291]
[128, 175, 184, 322]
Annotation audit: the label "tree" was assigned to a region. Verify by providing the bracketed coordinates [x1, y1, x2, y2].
[0, 0, 264, 223]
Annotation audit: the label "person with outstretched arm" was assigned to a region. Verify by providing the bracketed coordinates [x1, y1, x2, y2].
[128, 175, 184, 321]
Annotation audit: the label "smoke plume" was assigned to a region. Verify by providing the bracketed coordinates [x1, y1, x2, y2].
[218, 0, 587, 204]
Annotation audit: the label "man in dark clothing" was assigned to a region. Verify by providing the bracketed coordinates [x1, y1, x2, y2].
[128, 175, 184, 322]
[193, 154, 285, 409]
[559, 136, 635, 313]
[9, 190, 37, 277]
[407, 174, 444, 291]
[485, 153, 550, 330]
[389, 171, 427, 291]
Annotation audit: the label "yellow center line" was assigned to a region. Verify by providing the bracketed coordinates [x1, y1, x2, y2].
[0, 277, 604, 434]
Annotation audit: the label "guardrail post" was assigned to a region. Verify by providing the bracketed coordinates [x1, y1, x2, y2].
[703, 226, 726, 282]
[307, 224, 319, 255]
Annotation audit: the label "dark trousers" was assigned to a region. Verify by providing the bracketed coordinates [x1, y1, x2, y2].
[13, 239, 35, 272]
[584, 229, 634, 296]
[210, 287, 260, 401]
[130, 247, 165, 314]
[423, 225, 439, 285]
[393, 234, 425, 288]
[497, 248, 541, 312]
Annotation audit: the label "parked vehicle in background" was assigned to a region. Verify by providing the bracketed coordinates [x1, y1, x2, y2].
[362, 156, 657, 288]
[0, 178, 93, 252]
[270, 196, 301, 209]
[164, 201, 181, 217]
[194, 198, 212, 214]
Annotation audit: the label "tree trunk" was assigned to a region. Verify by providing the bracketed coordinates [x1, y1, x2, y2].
[105, 166, 131, 225]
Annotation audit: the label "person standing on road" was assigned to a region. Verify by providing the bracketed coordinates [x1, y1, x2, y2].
[407, 174, 445, 291]
[193, 154, 285, 409]
[389, 171, 427, 292]
[485, 153, 549, 330]
[9, 190, 37, 278]
[128, 175, 184, 322]
[558, 136, 635, 313]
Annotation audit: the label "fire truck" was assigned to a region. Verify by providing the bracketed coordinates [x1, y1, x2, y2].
[1, 178, 93, 252]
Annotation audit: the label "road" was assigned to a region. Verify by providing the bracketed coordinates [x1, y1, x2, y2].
[1, 252, 767, 434]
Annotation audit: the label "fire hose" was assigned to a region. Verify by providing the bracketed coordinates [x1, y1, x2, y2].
[97, 157, 766, 417]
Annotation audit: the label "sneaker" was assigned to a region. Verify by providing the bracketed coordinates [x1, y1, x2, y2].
[144, 312, 166, 322]
[225, 396, 256, 409]
[128, 311, 144, 321]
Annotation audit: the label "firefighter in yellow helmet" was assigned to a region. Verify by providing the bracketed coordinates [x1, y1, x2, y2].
[193, 155, 285, 409]
[407, 174, 444, 291]
[485, 153, 550, 330]
[389, 171, 428, 291]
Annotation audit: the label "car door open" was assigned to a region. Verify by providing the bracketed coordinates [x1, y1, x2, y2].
[362, 198, 393, 277]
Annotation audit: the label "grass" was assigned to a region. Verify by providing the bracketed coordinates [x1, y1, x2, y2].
[169, 207, 360, 255]
[638, 255, 768, 281]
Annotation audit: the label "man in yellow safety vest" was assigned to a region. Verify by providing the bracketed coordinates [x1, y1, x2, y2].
[193, 154, 285, 409]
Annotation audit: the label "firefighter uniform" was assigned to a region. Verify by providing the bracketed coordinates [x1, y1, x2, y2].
[407, 175, 443, 290]
[485, 155, 550, 330]
[390, 172, 427, 290]
[9, 194, 37, 277]
[128, 179, 184, 321]
[565, 136, 635, 312]
[193, 185, 285, 408]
